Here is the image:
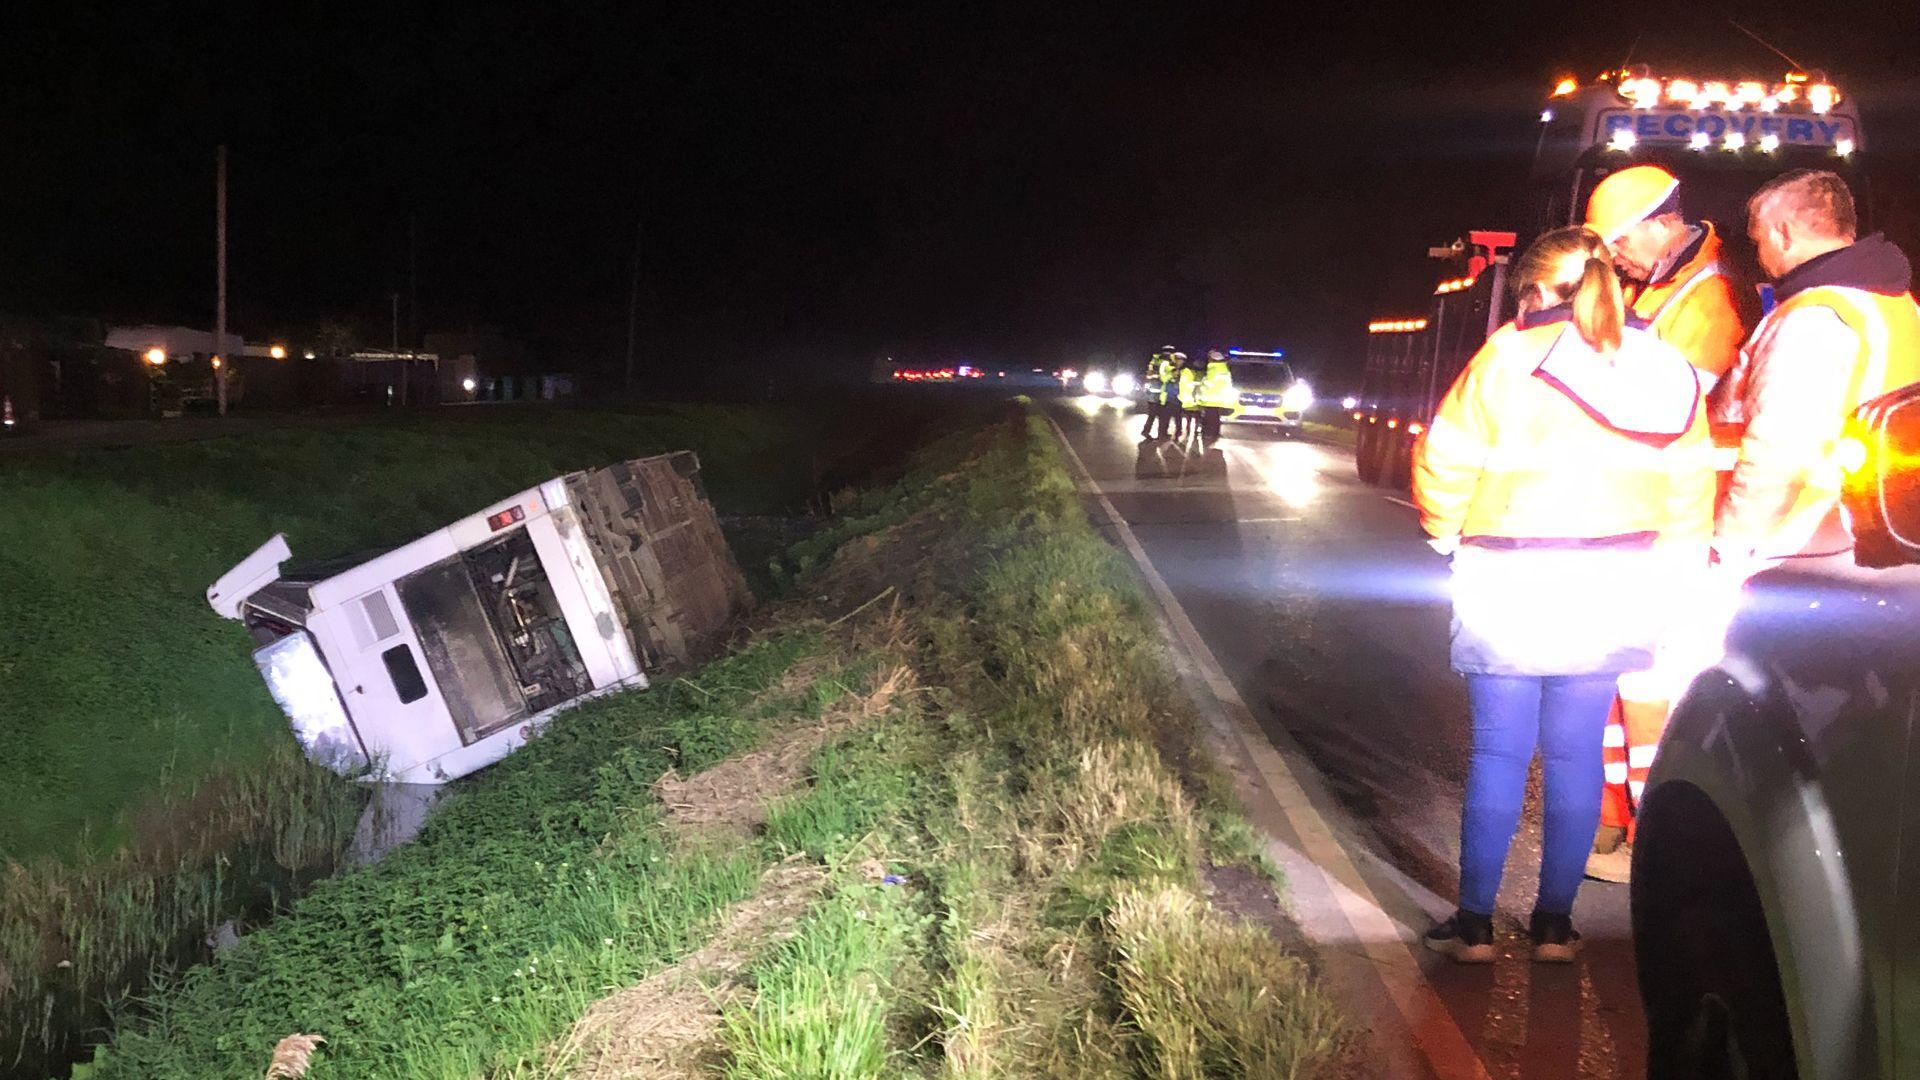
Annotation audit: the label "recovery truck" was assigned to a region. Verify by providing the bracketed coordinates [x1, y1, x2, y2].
[208, 452, 752, 783]
[1353, 65, 1868, 486]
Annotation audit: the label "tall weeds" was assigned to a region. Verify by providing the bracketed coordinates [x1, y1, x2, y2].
[1, 749, 362, 1076]
[714, 411, 1345, 1077]
[79, 634, 822, 1078]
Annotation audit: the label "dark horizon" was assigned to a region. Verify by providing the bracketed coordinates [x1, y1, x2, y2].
[4, 1, 1917, 385]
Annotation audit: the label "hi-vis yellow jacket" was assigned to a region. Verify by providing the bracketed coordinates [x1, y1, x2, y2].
[1414, 309, 1716, 675]
[1149, 355, 1176, 404]
[1196, 360, 1236, 409]
[1715, 249, 1920, 560]
[1177, 367, 1199, 410]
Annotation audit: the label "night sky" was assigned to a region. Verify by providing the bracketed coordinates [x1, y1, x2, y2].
[3, 2, 1916, 385]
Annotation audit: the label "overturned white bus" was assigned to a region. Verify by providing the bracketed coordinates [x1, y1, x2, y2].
[208, 452, 751, 783]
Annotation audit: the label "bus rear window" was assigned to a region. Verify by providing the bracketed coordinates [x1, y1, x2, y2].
[381, 644, 429, 704]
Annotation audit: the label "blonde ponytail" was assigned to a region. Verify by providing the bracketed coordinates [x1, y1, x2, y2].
[1571, 256, 1624, 353]
[1511, 226, 1624, 352]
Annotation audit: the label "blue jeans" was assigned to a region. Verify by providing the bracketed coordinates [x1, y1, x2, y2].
[1459, 673, 1616, 917]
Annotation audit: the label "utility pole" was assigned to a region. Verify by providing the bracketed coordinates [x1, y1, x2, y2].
[408, 215, 419, 348]
[215, 144, 229, 416]
[624, 217, 641, 394]
[392, 292, 406, 406]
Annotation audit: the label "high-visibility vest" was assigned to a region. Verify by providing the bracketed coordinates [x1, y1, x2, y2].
[1150, 356, 1176, 403]
[1721, 283, 1920, 557]
[1414, 314, 1713, 548]
[1177, 368, 1199, 410]
[1628, 224, 1746, 390]
[1415, 313, 1715, 675]
[1196, 361, 1236, 409]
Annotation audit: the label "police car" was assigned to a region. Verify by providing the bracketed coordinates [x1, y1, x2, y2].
[1221, 351, 1312, 433]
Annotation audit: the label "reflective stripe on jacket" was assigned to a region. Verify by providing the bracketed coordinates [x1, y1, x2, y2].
[1629, 223, 1746, 390]
[1414, 312, 1715, 675]
[1196, 361, 1236, 409]
[1717, 284, 1920, 559]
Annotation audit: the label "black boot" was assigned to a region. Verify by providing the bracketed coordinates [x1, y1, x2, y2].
[1423, 909, 1495, 964]
[1528, 909, 1582, 963]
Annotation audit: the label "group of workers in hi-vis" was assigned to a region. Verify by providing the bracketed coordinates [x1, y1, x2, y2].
[1414, 166, 1920, 963]
[1140, 347, 1236, 443]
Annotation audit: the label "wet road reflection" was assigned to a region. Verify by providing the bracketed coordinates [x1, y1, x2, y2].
[1051, 402, 1647, 1079]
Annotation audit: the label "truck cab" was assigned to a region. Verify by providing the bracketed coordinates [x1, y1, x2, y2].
[1355, 66, 1867, 487]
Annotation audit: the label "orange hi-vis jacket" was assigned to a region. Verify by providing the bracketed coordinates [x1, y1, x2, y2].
[1415, 310, 1716, 675]
[1717, 247, 1920, 560]
[1627, 223, 1746, 390]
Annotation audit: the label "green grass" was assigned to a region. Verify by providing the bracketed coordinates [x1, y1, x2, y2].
[720, 883, 915, 1079]
[0, 404, 817, 862]
[66, 404, 1344, 1079]
[1301, 419, 1357, 448]
[0, 403, 826, 1077]
[81, 634, 830, 1078]
[702, 411, 1343, 1078]
[1107, 885, 1345, 1079]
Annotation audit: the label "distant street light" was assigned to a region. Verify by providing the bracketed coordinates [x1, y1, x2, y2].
[212, 357, 223, 369]
[144, 347, 167, 366]
[462, 377, 478, 394]
[303, 350, 317, 360]
[270, 345, 287, 359]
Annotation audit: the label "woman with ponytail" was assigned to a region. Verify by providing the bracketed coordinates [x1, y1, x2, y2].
[1413, 226, 1714, 963]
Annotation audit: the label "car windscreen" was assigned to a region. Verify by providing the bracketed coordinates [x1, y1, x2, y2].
[1228, 361, 1294, 390]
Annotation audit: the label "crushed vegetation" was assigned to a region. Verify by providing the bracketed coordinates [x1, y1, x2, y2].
[71, 406, 1343, 1079]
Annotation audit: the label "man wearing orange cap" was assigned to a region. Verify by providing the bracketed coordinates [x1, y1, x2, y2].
[1582, 165, 1752, 883]
[1586, 164, 1751, 389]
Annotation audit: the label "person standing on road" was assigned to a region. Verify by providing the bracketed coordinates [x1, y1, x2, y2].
[1413, 226, 1715, 964]
[1579, 165, 1756, 882]
[1195, 348, 1236, 444]
[1142, 348, 1178, 440]
[1586, 164, 1752, 390]
[1174, 351, 1199, 441]
[1715, 170, 1920, 568]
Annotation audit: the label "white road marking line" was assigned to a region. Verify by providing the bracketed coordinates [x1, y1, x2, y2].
[1046, 414, 1492, 1080]
[1383, 495, 1420, 511]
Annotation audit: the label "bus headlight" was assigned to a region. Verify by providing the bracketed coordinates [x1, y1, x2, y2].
[1283, 381, 1314, 411]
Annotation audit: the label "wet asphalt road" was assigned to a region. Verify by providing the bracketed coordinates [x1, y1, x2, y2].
[1046, 396, 1647, 1080]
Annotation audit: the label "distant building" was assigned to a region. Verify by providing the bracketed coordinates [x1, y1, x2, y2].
[103, 325, 246, 360]
[103, 324, 251, 414]
[424, 327, 575, 402]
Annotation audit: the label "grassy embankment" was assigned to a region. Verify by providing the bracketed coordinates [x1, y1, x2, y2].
[83, 408, 1344, 1078]
[1, 405, 816, 860]
[0, 405, 825, 1076]
[1300, 420, 1357, 448]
